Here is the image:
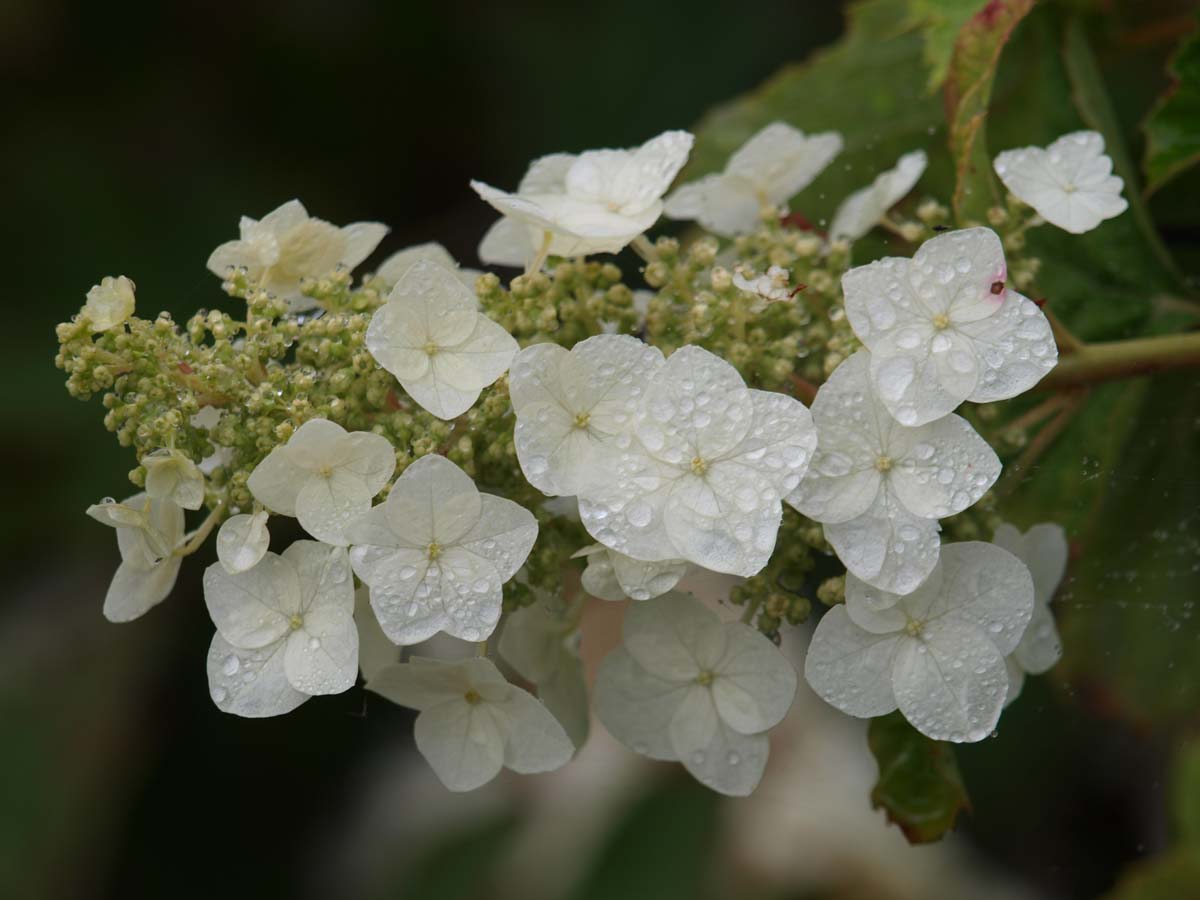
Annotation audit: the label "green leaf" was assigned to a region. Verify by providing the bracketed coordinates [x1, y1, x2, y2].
[1172, 737, 1200, 841]
[868, 711, 971, 843]
[1143, 16, 1200, 195]
[1105, 846, 1200, 900]
[905, 0, 990, 90]
[943, 0, 1035, 223]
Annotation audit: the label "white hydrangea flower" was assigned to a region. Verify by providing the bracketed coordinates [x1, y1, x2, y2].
[993, 131, 1128, 234]
[470, 130, 694, 257]
[374, 241, 480, 292]
[993, 522, 1068, 704]
[365, 258, 518, 420]
[787, 351, 1001, 595]
[594, 592, 797, 796]
[578, 345, 817, 577]
[347, 454, 537, 645]
[829, 150, 927, 241]
[87, 492, 184, 622]
[732, 264, 794, 308]
[247, 418, 395, 546]
[204, 540, 357, 717]
[142, 448, 205, 510]
[665, 122, 842, 235]
[842, 227, 1057, 426]
[216, 509, 270, 574]
[574, 544, 688, 602]
[478, 216, 536, 269]
[84, 275, 135, 332]
[205, 199, 388, 312]
[368, 656, 574, 791]
[805, 542, 1034, 742]
[498, 592, 589, 746]
[508, 334, 664, 496]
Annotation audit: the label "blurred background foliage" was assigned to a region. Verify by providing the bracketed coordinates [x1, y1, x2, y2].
[4, 0, 1200, 898]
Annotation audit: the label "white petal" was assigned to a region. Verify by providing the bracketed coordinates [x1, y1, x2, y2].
[824, 489, 942, 595]
[383, 453, 482, 548]
[295, 468, 371, 546]
[841, 255, 922, 346]
[870, 325, 979, 426]
[1004, 655, 1026, 707]
[580, 551, 626, 601]
[909, 227, 1007, 324]
[536, 657, 590, 750]
[804, 606, 901, 718]
[400, 372, 483, 420]
[491, 687, 576, 770]
[622, 592, 724, 681]
[962, 291, 1058, 402]
[993, 521, 1068, 607]
[355, 586, 399, 684]
[103, 556, 182, 623]
[202, 553, 298, 648]
[369, 656, 499, 710]
[443, 315, 519, 387]
[340, 221, 389, 270]
[478, 218, 534, 268]
[664, 174, 760, 236]
[246, 447, 307, 516]
[889, 414, 1001, 519]
[457, 494, 538, 582]
[284, 540, 354, 614]
[337, 431, 396, 496]
[497, 596, 580, 684]
[1013, 601, 1062, 674]
[216, 511, 270, 574]
[892, 620, 1007, 742]
[415, 699, 506, 791]
[206, 632, 307, 718]
[722, 389, 817, 498]
[514, 405, 595, 496]
[285, 418, 350, 469]
[829, 150, 926, 240]
[610, 551, 688, 601]
[285, 605, 358, 695]
[519, 152, 575, 194]
[727, 123, 843, 206]
[711, 624, 796, 733]
[679, 718, 770, 797]
[668, 684, 720, 764]
[508, 342, 572, 412]
[593, 646, 688, 760]
[376, 242, 457, 285]
[577, 450, 681, 562]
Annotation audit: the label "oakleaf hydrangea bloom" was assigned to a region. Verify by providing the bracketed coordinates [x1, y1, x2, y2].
[805, 542, 1034, 742]
[509, 334, 664, 496]
[375, 241, 480, 291]
[88, 493, 184, 622]
[594, 592, 797, 796]
[247, 418, 395, 546]
[365, 259, 518, 419]
[216, 509, 270, 575]
[578, 345, 817, 577]
[787, 351, 1001, 595]
[204, 541, 356, 717]
[498, 592, 589, 746]
[664, 122, 842, 235]
[829, 150, 927, 241]
[471, 130, 693, 257]
[84, 275, 135, 332]
[368, 656, 574, 791]
[993, 522, 1067, 704]
[205, 199, 388, 311]
[993, 131, 1128, 234]
[575, 544, 688, 602]
[347, 454, 537, 645]
[142, 448, 205, 510]
[842, 227, 1057, 425]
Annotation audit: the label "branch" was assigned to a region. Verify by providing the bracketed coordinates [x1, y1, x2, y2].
[1036, 330, 1200, 391]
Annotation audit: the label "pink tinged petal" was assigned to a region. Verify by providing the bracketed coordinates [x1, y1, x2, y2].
[203, 554, 299, 648]
[961, 290, 1058, 402]
[892, 619, 1008, 743]
[284, 605, 358, 695]
[593, 646, 688, 761]
[206, 632, 308, 718]
[622, 592, 726, 681]
[711, 625, 797, 733]
[823, 489, 942, 595]
[908, 227, 1007, 324]
[246, 446, 306, 516]
[889, 414, 1001, 519]
[415, 700, 507, 792]
[804, 606, 901, 717]
[920, 542, 1035, 656]
[295, 468, 371, 546]
[491, 688, 576, 772]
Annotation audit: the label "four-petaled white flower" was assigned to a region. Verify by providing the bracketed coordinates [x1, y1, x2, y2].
[787, 350, 1001, 595]
[509, 334, 664, 497]
[347, 454, 537, 645]
[829, 150, 927, 241]
[575, 544, 688, 602]
[993, 522, 1067, 704]
[204, 540, 358, 717]
[498, 592, 589, 746]
[247, 418, 395, 546]
[142, 448, 205, 510]
[216, 509, 270, 574]
[205, 199, 388, 312]
[804, 541, 1034, 742]
[470, 130, 694, 258]
[368, 656, 574, 791]
[842, 227, 1057, 426]
[87, 493, 184, 622]
[665, 122, 842, 236]
[365, 258, 518, 420]
[594, 592, 797, 796]
[578, 345, 817, 577]
[375, 241, 481, 293]
[994, 131, 1127, 234]
[84, 275, 136, 332]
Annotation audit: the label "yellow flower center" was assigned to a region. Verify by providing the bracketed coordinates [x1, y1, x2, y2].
[463, 689, 482, 705]
[874, 455, 893, 473]
[690, 456, 708, 476]
[288, 614, 304, 631]
[423, 341, 440, 356]
[905, 619, 924, 638]
[574, 411, 591, 429]
[427, 542, 442, 561]
[932, 313, 951, 330]
[696, 670, 715, 686]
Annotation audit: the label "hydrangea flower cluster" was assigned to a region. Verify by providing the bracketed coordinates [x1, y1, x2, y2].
[60, 121, 1116, 797]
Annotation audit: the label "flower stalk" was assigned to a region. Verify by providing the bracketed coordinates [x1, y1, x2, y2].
[1036, 329, 1200, 391]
